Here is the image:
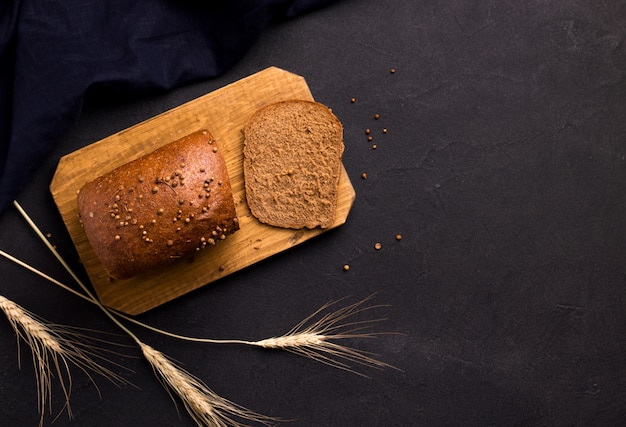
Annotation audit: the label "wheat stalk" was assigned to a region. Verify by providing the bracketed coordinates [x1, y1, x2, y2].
[12, 200, 278, 426]
[0, 294, 130, 427]
[2, 243, 398, 377]
[12, 200, 399, 375]
[8, 200, 399, 425]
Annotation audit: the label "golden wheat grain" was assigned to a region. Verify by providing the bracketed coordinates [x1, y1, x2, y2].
[139, 342, 278, 427]
[253, 295, 400, 376]
[0, 295, 130, 426]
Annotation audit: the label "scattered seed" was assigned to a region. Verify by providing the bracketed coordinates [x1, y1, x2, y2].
[114, 235, 121, 241]
[166, 240, 174, 247]
[343, 264, 350, 271]
[372, 144, 377, 150]
[395, 234, 402, 241]
[152, 186, 158, 193]
[382, 128, 388, 134]
[351, 97, 356, 103]
[365, 129, 371, 135]
[361, 172, 367, 179]
[212, 147, 218, 153]
[390, 68, 396, 74]
[375, 242, 382, 250]
[374, 113, 380, 120]
[368, 136, 373, 142]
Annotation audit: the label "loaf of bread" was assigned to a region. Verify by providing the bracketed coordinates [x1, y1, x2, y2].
[243, 100, 344, 229]
[77, 130, 239, 280]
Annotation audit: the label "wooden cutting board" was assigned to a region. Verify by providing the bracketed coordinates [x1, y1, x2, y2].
[50, 67, 355, 315]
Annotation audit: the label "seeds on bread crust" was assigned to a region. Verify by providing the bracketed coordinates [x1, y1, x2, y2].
[77, 130, 239, 280]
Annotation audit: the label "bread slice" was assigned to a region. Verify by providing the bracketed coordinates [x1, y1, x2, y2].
[243, 100, 344, 229]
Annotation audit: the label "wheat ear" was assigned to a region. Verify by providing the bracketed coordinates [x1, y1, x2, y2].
[0, 295, 130, 427]
[140, 343, 279, 427]
[12, 201, 278, 426]
[252, 294, 401, 376]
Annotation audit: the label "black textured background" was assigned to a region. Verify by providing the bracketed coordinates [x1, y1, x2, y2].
[2, 0, 626, 425]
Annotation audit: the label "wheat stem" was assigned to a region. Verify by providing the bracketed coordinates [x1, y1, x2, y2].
[11, 201, 400, 376]
[12, 202, 398, 355]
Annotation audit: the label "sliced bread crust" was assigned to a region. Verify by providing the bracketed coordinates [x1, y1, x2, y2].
[243, 100, 344, 229]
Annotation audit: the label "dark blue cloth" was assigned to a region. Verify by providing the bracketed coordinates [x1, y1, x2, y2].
[0, 0, 337, 213]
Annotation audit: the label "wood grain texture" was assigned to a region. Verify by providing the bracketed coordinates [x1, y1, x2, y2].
[50, 67, 355, 315]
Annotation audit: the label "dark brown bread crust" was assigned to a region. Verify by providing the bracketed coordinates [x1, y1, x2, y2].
[77, 130, 239, 280]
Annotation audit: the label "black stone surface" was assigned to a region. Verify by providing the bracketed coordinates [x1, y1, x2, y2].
[1, 1, 626, 425]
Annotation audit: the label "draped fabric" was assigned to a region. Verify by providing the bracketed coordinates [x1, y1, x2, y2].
[0, 0, 338, 213]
